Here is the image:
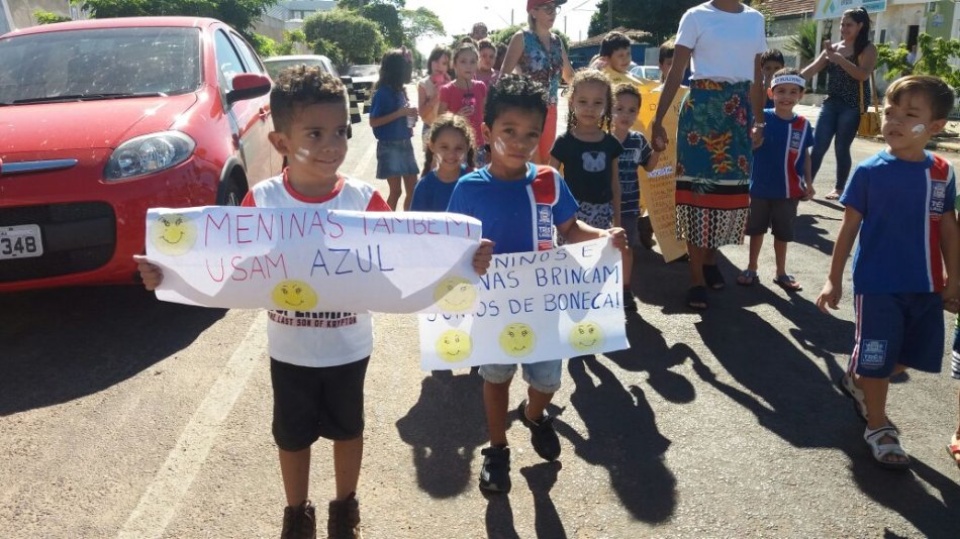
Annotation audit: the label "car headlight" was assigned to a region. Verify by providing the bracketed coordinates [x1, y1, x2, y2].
[104, 131, 196, 181]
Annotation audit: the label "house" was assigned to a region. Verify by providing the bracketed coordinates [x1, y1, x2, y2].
[254, 0, 336, 41]
[758, 0, 815, 69]
[1, 0, 78, 34]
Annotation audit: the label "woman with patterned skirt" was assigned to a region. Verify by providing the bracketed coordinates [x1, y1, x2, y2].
[651, 0, 768, 310]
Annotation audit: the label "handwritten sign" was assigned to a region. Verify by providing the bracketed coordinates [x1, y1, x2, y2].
[639, 84, 689, 262]
[145, 207, 482, 313]
[419, 238, 629, 370]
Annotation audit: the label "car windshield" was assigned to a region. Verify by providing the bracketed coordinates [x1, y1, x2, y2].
[264, 59, 329, 80]
[348, 65, 378, 78]
[0, 27, 201, 104]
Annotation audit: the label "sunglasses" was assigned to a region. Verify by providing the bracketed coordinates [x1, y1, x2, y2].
[538, 4, 561, 15]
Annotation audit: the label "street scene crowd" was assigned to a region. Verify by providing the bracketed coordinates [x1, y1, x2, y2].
[28, 0, 959, 537]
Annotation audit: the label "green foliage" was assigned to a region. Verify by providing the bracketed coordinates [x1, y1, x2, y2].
[485, 25, 569, 51]
[358, 3, 404, 47]
[588, 0, 700, 43]
[787, 20, 818, 67]
[337, 0, 405, 8]
[72, 0, 280, 36]
[401, 7, 444, 45]
[34, 10, 73, 24]
[250, 33, 277, 57]
[303, 9, 385, 66]
[313, 38, 347, 70]
[877, 33, 960, 93]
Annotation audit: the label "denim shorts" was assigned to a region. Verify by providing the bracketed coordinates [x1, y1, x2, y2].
[376, 138, 420, 179]
[479, 359, 563, 393]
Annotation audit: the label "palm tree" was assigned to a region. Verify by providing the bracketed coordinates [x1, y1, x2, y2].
[787, 20, 818, 68]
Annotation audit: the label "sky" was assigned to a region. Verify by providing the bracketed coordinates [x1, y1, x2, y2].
[405, 0, 599, 56]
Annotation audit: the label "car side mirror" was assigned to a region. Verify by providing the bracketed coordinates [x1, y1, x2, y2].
[226, 73, 272, 105]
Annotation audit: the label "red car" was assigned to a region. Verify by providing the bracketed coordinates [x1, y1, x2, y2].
[0, 17, 281, 291]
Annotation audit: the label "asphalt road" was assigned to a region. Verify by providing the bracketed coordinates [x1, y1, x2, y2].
[2, 100, 960, 539]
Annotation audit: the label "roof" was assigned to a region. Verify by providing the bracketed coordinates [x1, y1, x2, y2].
[571, 27, 653, 48]
[760, 0, 814, 18]
[283, 1, 337, 12]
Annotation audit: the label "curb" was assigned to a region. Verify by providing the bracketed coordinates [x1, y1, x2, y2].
[857, 134, 960, 153]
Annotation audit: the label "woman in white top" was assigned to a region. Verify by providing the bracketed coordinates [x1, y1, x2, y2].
[651, 0, 767, 310]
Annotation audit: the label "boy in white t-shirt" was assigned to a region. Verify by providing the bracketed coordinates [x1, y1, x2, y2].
[135, 67, 493, 538]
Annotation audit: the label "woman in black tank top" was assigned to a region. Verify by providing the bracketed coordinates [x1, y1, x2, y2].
[801, 7, 878, 199]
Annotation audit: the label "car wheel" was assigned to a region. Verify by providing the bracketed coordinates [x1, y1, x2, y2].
[217, 176, 246, 206]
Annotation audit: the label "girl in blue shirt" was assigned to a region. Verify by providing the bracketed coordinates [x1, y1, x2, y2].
[369, 49, 420, 210]
[411, 113, 475, 212]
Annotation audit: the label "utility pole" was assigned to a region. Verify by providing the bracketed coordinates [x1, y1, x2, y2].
[607, 0, 614, 31]
[511, 9, 514, 25]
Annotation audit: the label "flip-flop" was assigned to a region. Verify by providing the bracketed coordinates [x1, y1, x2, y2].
[825, 190, 841, 200]
[948, 440, 960, 470]
[773, 274, 803, 292]
[686, 285, 708, 310]
[703, 264, 725, 290]
[736, 269, 758, 286]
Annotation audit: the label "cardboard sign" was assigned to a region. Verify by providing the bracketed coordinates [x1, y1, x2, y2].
[419, 238, 629, 370]
[144, 207, 483, 314]
[639, 84, 689, 262]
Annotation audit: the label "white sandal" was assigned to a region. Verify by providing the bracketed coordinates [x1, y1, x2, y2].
[838, 373, 868, 422]
[864, 425, 910, 470]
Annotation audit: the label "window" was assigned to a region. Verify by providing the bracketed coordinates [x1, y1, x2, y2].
[214, 30, 245, 91]
[231, 32, 266, 75]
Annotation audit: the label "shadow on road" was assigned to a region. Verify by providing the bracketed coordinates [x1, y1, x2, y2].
[484, 494, 520, 539]
[520, 462, 566, 539]
[793, 212, 839, 257]
[694, 279, 960, 537]
[395, 370, 487, 498]
[0, 286, 226, 416]
[559, 356, 676, 524]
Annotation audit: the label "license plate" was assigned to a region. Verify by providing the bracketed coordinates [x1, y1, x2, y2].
[0, 224, 43, 260]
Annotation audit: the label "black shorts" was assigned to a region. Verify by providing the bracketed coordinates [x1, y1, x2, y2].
[745, 198, 799, 241]
[270, 357, 370, 451]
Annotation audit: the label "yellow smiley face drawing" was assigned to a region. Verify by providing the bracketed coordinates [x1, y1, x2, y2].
[435, 329, 472, 362]
[499, 322, 536, 357]
[271, 280, 319, 311]
[149, 213, 197, 256]
[569, 321, 604, 353]
[433, 276, 477, 313]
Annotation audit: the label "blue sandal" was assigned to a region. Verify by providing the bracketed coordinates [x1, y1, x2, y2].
[736, 270, 758, 286]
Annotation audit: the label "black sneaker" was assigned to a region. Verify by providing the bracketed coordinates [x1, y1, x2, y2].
[517, 400, 561, 461]
[623, 286, 638, 312]
[327, 493, 362, 539]
[281, 500, 317, 539]
[478, 446, 512, 493]
[637, 215, 656, 250]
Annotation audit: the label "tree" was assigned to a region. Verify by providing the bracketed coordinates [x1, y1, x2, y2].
[358, 3, 404, 47]
[486, 24, 570, 51]
[250, 33, 277, 57]
[336, 0, 404, 9]
[303, 9, 385, 66]
[72, 0, 280, 37]
[401, 7, 444, 45]
[787, 20, 818, 68]
[588, 0, 700, 44]
[877, 33, 960, 93]
[34, 9, 72, 24]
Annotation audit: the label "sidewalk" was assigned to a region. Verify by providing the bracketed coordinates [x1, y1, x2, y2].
[795, 102, 960, 153]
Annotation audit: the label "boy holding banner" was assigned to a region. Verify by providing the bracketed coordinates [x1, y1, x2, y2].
[136, 67, 494, 538]
[447, 74, 628, 494]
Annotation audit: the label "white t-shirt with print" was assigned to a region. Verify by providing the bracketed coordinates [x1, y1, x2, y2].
[675, 2, 768, 83]
[242, 173, 390, 368]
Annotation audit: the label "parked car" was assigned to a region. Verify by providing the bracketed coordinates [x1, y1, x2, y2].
[347, 64, 379, 105]
[263, 54, 363, 123]
[0, 17, 281, 292]
[630, 65, 662, 82]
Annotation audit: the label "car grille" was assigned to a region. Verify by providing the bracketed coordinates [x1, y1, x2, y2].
[0, 202, 116, 283]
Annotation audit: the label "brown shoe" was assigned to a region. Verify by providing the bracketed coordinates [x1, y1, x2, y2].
[281, 500, 317, 539]
[327, 493, 362, 539]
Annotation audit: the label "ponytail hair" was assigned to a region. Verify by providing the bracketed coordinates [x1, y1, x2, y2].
[844, 7, 872, 60]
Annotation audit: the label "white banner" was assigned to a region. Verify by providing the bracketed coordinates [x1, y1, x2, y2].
[814, 0, 887, 20]
[419, 238, 630, 370]
[145, 207, 483, 313]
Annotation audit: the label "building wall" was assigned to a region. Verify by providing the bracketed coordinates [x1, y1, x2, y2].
[925, 1, 956, 40]
[7, 0, 72, 30]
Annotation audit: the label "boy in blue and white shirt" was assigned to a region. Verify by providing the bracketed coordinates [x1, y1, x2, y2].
[737, 68, 814, 291]
[817, 75, 960, 471]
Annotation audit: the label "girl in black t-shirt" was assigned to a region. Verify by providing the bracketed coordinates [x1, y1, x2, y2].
[550, 69, 637, 310]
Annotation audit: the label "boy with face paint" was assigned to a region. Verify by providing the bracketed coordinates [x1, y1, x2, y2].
[737, 68, 814, 291]
[817, 75, 960, 471]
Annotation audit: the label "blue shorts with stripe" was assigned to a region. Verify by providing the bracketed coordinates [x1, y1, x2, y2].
[850, 293, 944, 378]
